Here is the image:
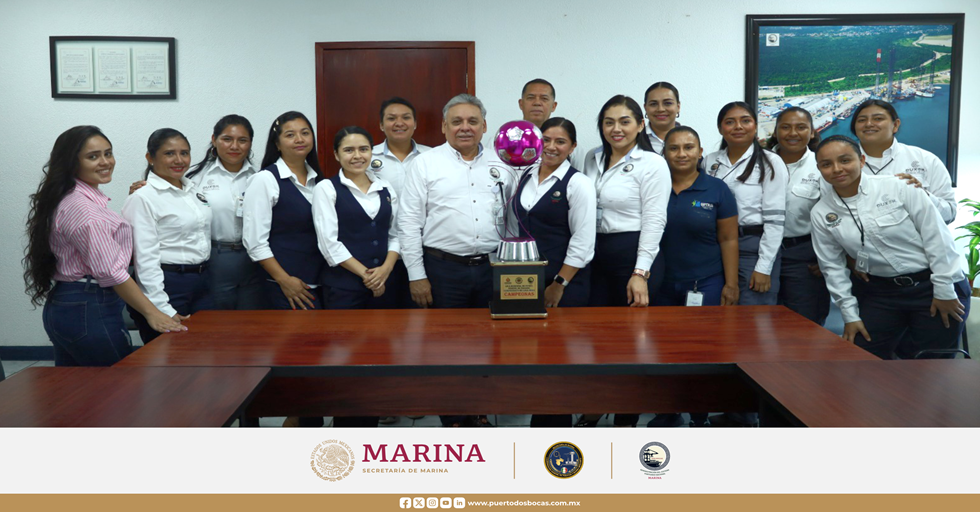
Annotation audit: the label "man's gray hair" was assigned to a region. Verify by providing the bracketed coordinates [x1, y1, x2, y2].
[442, 94, 487, 119]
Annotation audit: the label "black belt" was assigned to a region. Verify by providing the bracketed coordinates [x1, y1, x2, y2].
[213, 240, 245, 250]
[866, 269, 931, 287]
[739, 225, 765, 237]
[782, 234, 812, 249]
[424, 247, 490, 266]
[160, 262, 210, 274]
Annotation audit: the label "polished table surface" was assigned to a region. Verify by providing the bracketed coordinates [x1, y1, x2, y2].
[118, 306, 876, 374]
[0, 366, 270, 427]
[115, 307, 875, 418]
[738, 360, 980, 427]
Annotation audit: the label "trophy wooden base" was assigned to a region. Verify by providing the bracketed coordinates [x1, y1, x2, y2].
[489, 255, 547, 319]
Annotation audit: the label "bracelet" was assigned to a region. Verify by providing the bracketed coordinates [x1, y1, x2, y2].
[632, 268, 650, 279]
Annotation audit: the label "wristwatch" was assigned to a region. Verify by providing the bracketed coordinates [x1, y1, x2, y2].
[632, 268, 650, 279]
[553, 275, 569, 287]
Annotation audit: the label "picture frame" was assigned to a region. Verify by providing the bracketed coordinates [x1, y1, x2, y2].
[745, 14, 965, 184]
[50, 36, 176, 100]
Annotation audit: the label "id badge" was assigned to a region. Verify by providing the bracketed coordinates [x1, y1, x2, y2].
[596, 206, 604, 230]
[685, 291, 704, 307]
[236, 195, 244, 217]
[855, 250, 870, 274]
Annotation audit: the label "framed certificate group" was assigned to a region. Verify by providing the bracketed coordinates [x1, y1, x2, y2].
[50, 36, 176, 99]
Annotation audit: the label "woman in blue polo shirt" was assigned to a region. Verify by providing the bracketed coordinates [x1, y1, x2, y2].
[644, 126, 739, 428]
[655, 126, 739, 307]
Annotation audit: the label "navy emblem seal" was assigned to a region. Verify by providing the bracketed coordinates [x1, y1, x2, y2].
[370, 159, 383, 169]
[545, 442, 583, 478]
[639, 442, 670, 474]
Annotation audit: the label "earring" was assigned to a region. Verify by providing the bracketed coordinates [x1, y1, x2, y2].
[677, 112, 681, 119]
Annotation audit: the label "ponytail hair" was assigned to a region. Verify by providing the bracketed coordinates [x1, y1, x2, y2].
[716, 101, 773, 183]
[186, 114, 254, 179]
[143, 128, 189, 180]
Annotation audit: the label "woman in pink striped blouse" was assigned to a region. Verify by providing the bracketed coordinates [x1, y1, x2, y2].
[24, 126, 185, 366]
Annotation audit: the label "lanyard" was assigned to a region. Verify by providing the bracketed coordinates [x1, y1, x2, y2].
[718, 158, 748, 182]
[835, 191, 865, 247]
[864, 159, 893, 175]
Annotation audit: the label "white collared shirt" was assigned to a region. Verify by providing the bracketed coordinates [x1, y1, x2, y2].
[397, 142, 518, 281]
[644, 125, 666, 155]
[312, 172, 400, 267]
[581, 145, 671, 271]
[705, 146, 788, 275]
[242, 157, 319, 263]
[810, 175, 965, 323]
[368, 140, 431, 197]
[121, 173, 212, 317]
[516, 160, 597, 269]
[860, 138, 956, 224]
[779, 148, 823, 238]
[189, 159, 257, 243]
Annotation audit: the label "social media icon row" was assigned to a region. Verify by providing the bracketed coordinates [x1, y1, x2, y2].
[400, 497, 465, 508]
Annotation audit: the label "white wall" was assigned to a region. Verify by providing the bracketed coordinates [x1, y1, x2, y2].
[1, 0, 977, 347]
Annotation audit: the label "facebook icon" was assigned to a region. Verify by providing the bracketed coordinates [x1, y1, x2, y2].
[400, 497, 411, 508]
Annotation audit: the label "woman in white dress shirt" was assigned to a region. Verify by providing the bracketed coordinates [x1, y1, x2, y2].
[242, 111, 324, 312]
[582, 95, 670, 309]
[643, 81, 681, 154]
[810, 135, 969, 358]
[183, 115, 264, 310]
[850, 99, 956, 224]
[704, 101, 788, 307]
[313, 126, 400, 310]
[122, 128, 214, 344]
[765, 107, 830, 326]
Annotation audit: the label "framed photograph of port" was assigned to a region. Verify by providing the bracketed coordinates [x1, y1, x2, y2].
[745, 14, 965, 184]
[50, 36, 176, 100]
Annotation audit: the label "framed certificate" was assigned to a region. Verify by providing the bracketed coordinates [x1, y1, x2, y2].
[50, 36, 176, 99]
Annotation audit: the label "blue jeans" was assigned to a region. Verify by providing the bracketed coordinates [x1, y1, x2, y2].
[43, 279, 132, 366]
[209, 243, 266, 310]
[778, 239, 830, 326]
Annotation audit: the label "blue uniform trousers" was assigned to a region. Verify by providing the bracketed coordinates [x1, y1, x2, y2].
[778, 237, 829, 325]
[209, 243, 266, 310]
[855, 276, 971, 359]
[44, 279, 132, 366]
[129, 269, 213, 344]
[737, 233, 781, 305]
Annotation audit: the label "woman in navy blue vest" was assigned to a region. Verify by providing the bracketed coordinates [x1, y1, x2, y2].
[243, 111, 324, 311]
[313, 126, 400, 310]
[513, 117, 596, 308]
[513, 118, 596, 428]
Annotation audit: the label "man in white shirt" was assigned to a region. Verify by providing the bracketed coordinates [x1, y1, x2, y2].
[398, 94, 516, 310]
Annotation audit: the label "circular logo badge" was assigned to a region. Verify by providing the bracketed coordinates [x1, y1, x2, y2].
[639, 442, 670, 472]
[196, 193, 209, 204]
[553, 191, 561, 198]
[311, 440, 355, 482]
[545, 442, 584, 478]
[490, 168, 501, 180]
[623, 164, 634, 173]
[370, 159, 383, 169]
[826, 213, 839, 223]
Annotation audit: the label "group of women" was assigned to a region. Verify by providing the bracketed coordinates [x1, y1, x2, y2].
[23, 81, 970, 428]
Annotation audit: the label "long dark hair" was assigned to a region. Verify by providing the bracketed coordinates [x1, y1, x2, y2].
[261, 111, 321, 174]
[765, 106, 821, 153]
[717, 101, 773, 183]
[23, 126, 111, 307]
[596, 95, 654, 171]
[186, 114, 254, 179]
[143, 128, 190, 179]
[540, 117, 577, 164]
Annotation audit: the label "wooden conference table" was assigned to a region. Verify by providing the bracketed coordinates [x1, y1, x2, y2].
[739, 360, 980, 427]
[0, 366, 270, 427]
[117, 306, 876, 419]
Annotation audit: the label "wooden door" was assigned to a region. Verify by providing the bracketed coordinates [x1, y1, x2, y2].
[314, 42, 475, 176]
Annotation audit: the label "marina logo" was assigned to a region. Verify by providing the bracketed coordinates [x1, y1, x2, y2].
[362, 443, 486, 463]
[311, 439, 355, 482]
[639, 442, 671, 478]
[545, 442, 584, 479]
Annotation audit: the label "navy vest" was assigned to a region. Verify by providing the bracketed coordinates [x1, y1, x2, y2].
[515, 168, 589, 283]
[261, 164, 322, 284]
[320, 175, 392, 291]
